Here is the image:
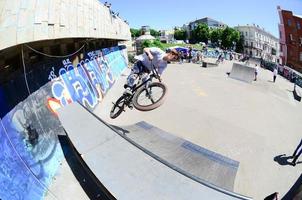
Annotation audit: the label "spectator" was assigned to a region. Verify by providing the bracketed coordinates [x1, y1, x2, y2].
[254, 64, 259, 81]
[188, 46, 193, 63]
[179, 51, 184, 64]
[273, 67, 278, 82]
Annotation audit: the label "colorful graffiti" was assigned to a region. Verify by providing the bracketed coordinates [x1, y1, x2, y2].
[0, 46, 128, 200]
[48, 46, 127, 113]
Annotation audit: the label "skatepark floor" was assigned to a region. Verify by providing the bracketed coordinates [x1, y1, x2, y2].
[95, 61, 302, 199]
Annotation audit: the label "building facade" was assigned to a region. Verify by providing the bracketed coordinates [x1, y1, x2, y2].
[159, 29, 175, 43]
[278, 6, 302, 72]
[234, 25, 279, 63]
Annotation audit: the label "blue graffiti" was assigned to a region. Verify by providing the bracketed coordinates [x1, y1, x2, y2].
[50, 46, 128, 109]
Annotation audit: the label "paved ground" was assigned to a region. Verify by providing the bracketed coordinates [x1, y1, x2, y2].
[95, 60, 302, 199]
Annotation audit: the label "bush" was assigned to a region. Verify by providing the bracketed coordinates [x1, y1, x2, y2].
[141, 39, 164, 50]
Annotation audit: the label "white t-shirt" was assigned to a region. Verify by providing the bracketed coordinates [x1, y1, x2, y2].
[255, 66, 259, 73]
[274, 68, 278, 76]
[134, 47, 167, 74]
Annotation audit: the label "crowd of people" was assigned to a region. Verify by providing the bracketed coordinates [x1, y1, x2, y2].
[175, 46, 240, 65]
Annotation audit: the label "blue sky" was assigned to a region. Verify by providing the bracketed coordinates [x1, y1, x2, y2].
[103, 0, 302, 37]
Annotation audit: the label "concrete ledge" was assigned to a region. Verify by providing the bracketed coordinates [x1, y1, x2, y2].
[202, 58, 218, 68]
[229, 63, 255, 83]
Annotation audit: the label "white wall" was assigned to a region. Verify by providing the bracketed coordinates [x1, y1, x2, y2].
[0, 0, 131, 51]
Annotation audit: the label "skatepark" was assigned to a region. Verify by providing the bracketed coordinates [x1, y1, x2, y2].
[47, 60, 302, 199]
[92, 60, 302, 199]
[1, 1, 302, 199]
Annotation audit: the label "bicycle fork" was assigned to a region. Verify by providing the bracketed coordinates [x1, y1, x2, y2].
[144, 81, 155, 103]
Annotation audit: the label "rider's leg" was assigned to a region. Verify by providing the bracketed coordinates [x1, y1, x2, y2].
[124, 62, 140, 89]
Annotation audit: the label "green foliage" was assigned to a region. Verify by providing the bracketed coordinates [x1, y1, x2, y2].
[174, 30, 187, 40]
[221, 27, 233, 48]
[141, 40, 153, 49]
[130, 28, 141, 38]
[220, 27, 241, 51]
[150, 29, 161, 37]
[189, 24, 242, 52]
[236, 34, 244, 53]
[141, 39, 164, 49]
[191, 23, 210, 43]
[209, 28, 222, 44]
[152, 39, 164, 49]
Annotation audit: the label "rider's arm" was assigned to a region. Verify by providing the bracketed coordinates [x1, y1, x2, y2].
[143, 48, 154, 60]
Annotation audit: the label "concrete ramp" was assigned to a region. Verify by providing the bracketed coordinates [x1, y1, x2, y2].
[118, 121, 239, 191]
[229, 63, 255, 83]
[58, 102, 252, 200]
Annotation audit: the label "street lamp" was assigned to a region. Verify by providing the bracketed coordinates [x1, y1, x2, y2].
[218, 39, 222, 48]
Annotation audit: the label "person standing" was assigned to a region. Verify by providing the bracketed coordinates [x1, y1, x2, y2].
[273, 67, 278, 82]
[254, 64, 259, 81]
[291, 138, 302, 166]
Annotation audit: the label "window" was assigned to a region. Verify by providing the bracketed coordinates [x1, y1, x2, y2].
[251, 42, 253, 47]
[290, 34, 293, 41]
[300, 37, 302, 45]
[288, 19, 292, 26]
[245, 32, 248, 36]
[300, 52, 302, 61]
[297, 22, 301, 30]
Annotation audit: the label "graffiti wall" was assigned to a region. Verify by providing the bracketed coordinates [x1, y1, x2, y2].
[0, 45, 128, 200]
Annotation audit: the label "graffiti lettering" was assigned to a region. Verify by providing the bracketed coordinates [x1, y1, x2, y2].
[49, 46, 127, 109]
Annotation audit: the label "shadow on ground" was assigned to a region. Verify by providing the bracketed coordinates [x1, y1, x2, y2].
[274, 154, 294, 166]
[111, 125, 130, 135]
[282, 174, 302, 200]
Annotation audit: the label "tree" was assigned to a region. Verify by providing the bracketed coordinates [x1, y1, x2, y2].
[130, 28, 140, 38]
[221, 27, 240, 50]
[150, 29, 160, 37]
[174, 29, 187, 40]
[191, 23, 209, 43]
[209, 28, 223, 46]
[236, 34, 244, 53]
[141, 40, 152, 49]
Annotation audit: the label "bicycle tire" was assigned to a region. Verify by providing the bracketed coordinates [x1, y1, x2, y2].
[132, 82, 167, 111]
[110, 95, 126, 119]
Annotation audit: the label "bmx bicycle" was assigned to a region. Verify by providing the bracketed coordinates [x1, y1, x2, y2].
[110, 63, 168, 119]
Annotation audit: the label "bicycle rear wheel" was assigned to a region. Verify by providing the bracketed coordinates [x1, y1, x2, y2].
[110, 95, 127, 119]
[133, 82, 167, 111]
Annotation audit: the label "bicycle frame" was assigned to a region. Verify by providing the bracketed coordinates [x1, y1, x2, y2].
[124, 63, 160, 105]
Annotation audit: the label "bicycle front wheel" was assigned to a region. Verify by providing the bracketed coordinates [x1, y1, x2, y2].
[132, 82, 167, 111]
[110, 95, 127, 119]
